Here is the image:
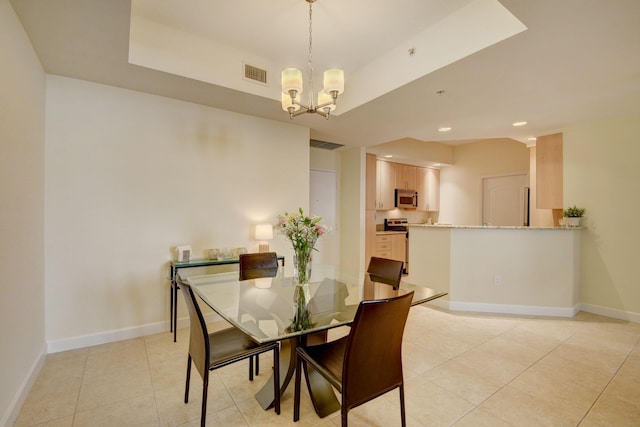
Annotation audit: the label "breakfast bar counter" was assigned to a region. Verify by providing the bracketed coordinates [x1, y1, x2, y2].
[407, 224, 583, 317]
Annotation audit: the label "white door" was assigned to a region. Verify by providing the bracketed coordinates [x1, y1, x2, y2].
[310, 169, 338, 265]
[482, 174, 529, 226]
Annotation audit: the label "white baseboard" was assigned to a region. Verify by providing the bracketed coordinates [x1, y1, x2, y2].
[1, 343, 46, 427]
[47, 311, 224, 354]
[579, 303, 640, 324]
[449, 301, 579, 318]
[47, 320, 171, 353]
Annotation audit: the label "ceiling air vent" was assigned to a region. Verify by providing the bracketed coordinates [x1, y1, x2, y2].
[243, 63, 268, 85]
[310, 139, 344, 150]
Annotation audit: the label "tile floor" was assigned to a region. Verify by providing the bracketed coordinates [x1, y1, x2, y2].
[14, 306, 640, 426]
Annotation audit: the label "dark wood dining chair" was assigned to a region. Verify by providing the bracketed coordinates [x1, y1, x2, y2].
[293, 291, 414, 427]
[367, 256, 404, 289]
[180, 282, 280, 426]
[238, 252, 279, 376]
[239, 252, 279, 280]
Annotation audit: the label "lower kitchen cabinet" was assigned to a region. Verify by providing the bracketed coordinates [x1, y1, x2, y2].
[375, 233, 406, 264]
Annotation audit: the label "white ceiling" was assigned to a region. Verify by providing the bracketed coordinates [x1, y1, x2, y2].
[10, 0, 640, 154]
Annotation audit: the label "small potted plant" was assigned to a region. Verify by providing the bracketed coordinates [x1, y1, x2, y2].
[563, 205, 585, 227]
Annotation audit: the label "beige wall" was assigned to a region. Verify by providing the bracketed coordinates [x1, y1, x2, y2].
[338, 147, 366, 279]
[45, 76, 310, 347]
[0, 1, 46, 424]
[439, 138, 530, 225]
[563, 113, 640, 316]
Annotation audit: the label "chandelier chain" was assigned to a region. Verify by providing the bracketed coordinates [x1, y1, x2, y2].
[307, 0, 315, 108]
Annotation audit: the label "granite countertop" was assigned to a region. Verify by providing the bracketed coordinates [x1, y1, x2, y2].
[376, 230, 408, 235]
[408, 224, 584, 230]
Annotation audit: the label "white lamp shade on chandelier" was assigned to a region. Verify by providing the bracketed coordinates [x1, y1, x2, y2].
[280, 0, 344, 119]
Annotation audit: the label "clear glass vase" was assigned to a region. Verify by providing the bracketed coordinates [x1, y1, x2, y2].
[289, 250, 314, 332]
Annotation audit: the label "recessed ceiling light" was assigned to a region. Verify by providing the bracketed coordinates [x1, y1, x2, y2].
[433, 163, 441, 167]
[438, 127, 452, 132]
[384, 154, 393, 158]
[527, 137, 537, 141]
[513, 121, 527, 127]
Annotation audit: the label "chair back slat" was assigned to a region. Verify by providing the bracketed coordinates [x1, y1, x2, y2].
[367, 257, 404, 289]
[342, 291, 413, 411]
[239, 252, 278, 281]
[179, 282, 210, 378]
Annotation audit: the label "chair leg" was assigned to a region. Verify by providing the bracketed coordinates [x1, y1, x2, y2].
[341, 410, 348, 427]
[201, 370, 209, 427]
[249, 356, 254, 381]
[293, 352, 302, 422]
[184, 355, 192, 403]
[273, 348, 280, 415]
[256, 354, 260, 376]
[399, 384, 406, 427]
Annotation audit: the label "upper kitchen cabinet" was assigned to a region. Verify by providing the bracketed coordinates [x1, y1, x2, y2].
[536, 133, 563, 209]
[416, 167, 440, 211]
[366, 154, 377, 210]
[394, 164, 417, 190]
[376, 159, 395, 210]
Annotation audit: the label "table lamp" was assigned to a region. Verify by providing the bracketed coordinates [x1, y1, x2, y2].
[255, 223, 273, 253]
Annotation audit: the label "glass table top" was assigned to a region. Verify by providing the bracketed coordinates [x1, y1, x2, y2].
[180, 266, 447, 343]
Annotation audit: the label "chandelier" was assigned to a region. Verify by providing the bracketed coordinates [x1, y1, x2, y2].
[281, 0, 345, 119]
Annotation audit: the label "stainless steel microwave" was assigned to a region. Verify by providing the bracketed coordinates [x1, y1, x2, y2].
[395, 189, 418, 209]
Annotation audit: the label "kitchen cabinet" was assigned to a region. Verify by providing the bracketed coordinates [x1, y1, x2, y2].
[375, 233, 406, 264]
[416, 167, 440, 211]
[394, 164, 417, 190]
[376, 160, 395, 210]
[536, 132, 563, 209]
[366, 154, 377, 210]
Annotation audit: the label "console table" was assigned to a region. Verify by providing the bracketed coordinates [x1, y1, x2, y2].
[169, 256, 285, 342]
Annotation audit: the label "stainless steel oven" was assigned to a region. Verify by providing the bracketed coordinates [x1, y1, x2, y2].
[384, 218, 409, 274]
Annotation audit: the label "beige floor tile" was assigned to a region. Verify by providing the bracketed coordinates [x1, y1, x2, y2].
[580, 392, 640, 426]
[422, 360, 501, 405]
[478, 335, 550, 366]
[13, 378, 81, 426]
[509, 369, 600, 420]
[600, 364, 640, 407]
[149, 353, 189, 392]
[339, 395, 422, 427]
[413, 329, 477, 359]
[499, 323, 567, 353]
[451, 407, 514, 426]
[479, 385, 580, 426]
[453, 347, 529, 387]
[76, 363, 154, 412]
[403, 377, 475, 427]
[528, 352, 614, 393]
[402, 341, 448, 376]
[178, 404, 249, 426]
[36, 349, 88, 386]
[154, 379, 235, 426]
[216, 358, 278, 404]
[14, 308, 640, 427]
[73, 394, 159, 427]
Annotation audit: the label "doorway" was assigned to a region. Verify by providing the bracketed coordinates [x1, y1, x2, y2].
[482, 174, 529, 226]
[310, 169, 338, 264]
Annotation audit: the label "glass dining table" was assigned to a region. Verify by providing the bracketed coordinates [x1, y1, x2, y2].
[178, 264, 447, 418]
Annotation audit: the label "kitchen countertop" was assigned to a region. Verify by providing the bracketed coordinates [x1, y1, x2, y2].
[376, 230, 407, 235]
[408, 224, 584, 230]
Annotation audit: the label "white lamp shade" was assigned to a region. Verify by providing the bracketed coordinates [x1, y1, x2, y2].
[323, 68, 344, 95]
[281, 92, 301, 112]
[282, 68, 303, 95]
[255, 224, 274, 241]
[317, 90, 336, 111]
